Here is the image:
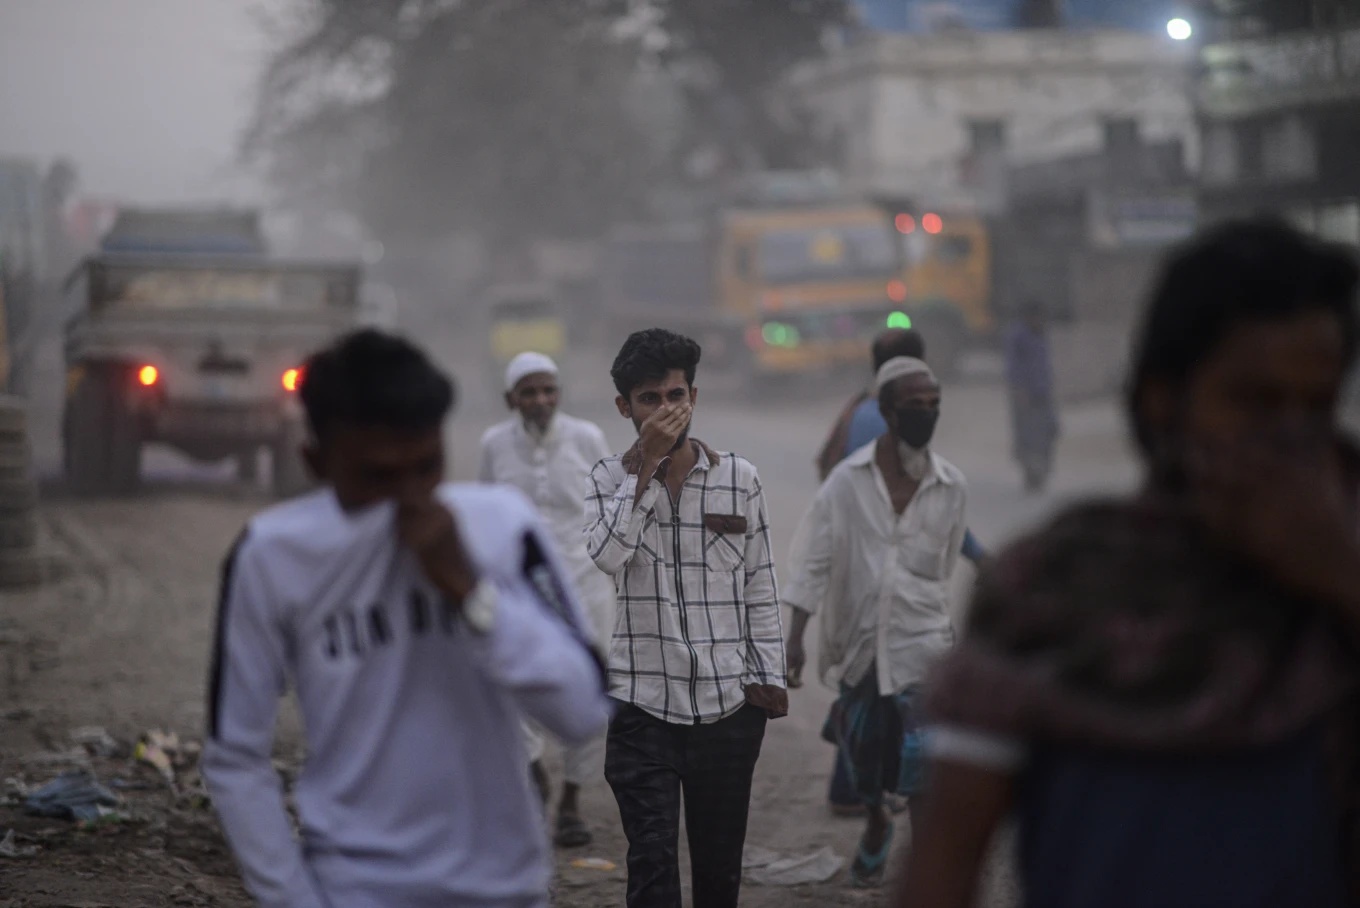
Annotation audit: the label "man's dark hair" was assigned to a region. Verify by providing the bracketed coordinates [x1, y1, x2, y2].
[1127, 218, 1359, 456]
[300, 329, 456, 442]
[610, 328, 702, 399]
[871, 328, 927, 371]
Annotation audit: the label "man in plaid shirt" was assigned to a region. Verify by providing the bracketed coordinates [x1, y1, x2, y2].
[585, 328, 788, 908]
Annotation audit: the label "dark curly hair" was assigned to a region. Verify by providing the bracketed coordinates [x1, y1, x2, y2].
[1127, 218, 1359, 459]
[300, 329, 456, 442]
[610, 328, 702, 399]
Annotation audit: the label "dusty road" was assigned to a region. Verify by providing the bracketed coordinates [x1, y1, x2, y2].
[0, 335, 1137, 907]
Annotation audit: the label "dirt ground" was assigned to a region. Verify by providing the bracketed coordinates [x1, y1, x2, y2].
[0, 490, 946, 908]
[0, 333, 1124, 906]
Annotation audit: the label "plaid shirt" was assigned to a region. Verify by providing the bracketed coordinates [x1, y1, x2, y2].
[585, 440, 785, 725]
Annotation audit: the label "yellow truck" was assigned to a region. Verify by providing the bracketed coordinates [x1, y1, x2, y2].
[893, 208, 997, 376]
[602, 196, 914, 385]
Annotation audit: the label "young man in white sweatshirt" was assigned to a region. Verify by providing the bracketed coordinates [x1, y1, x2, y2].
[201, 329, 612, 908]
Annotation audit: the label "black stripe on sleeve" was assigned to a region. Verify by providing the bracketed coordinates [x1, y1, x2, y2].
[521, 530, 608, 692]
[207, 528, 250, 741]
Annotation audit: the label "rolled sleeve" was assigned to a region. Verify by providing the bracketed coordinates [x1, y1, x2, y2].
[584, 463, 659, 576]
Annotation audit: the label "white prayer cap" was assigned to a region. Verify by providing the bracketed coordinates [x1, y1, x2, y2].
[505, 352, 559, 391]
[875, 356, 935, 393]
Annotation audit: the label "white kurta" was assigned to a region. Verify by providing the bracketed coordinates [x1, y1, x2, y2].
[479, 413, 617, 647]
[479, 412, 616, 780]
[784, 442, 968, 695]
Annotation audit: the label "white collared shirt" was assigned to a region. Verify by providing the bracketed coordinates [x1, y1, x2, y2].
[784, 440, 967, 695]
[479, 413, 615, 643]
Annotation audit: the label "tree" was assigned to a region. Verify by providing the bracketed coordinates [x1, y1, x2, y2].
[248, 0, 849, 253]
[250, 0, 653, 253]
[649, 0, 850, 177]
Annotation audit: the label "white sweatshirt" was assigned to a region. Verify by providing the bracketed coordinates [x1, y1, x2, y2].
[201, 483, 612, 908]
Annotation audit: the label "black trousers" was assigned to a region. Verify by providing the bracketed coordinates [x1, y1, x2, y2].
[605, 702, 768, 908]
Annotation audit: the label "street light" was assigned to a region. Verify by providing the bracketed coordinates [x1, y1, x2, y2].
[1167, 17, 1193, 41]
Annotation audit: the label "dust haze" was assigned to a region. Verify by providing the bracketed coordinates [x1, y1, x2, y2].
[1, 1, 1355, 906]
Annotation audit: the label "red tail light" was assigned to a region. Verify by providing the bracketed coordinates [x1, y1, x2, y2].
[282, 368, 303, 393]
[137, 365, 159, 387]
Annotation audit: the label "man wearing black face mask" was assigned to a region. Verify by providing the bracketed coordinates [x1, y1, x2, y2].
[783, 356, 968, 889]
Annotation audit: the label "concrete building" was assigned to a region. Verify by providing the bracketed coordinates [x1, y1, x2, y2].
[851, 0, 1179, 33]
[1197, 21, 1360, 244]
[789, 28, 1196, 212]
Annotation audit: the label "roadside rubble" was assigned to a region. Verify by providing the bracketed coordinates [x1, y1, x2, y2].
[0, 827, 39, 857]
[23, 770, 122, 822]
[0, 718, 254, 904]
[70, 725, 123, 759]
[743, 844, 845, 886]
[2, 726, 217, 834]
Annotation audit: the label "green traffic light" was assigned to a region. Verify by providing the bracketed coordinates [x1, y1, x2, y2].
[887, 311, 912, 329]
[761, 322, 801, 348]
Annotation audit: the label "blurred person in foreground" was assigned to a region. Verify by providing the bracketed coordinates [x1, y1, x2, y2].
[786, 355, 967, 888]
[202, 330, 610, 908]
[813, 328, 987, 817]
[1004, 299, 1059, 493]
[479, 351, 614, 848]
[585, 328, 787, 908]
[898, 220, 1360, 908]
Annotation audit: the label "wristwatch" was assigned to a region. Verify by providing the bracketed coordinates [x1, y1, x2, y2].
[461, 579, 499, 635]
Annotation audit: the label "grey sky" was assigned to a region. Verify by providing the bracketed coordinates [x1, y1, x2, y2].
[0, 0, 274, 203]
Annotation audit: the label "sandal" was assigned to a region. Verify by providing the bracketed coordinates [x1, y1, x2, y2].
[849, 822, 895, 889]
[554, 813, 593, 849]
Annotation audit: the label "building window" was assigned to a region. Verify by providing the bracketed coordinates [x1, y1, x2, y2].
[1238, 119, 1266, 179]
[1103, 117, 1141, 151]
[969, 119, 1007, 155]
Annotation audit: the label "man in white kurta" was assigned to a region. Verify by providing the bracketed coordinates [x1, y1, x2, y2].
[784, 356, 968, 888]
[479, 352, 615, 848]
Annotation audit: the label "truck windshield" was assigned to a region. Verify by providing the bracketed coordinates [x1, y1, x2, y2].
[89, 264, 357, 311]
[758, 224, 898, 284]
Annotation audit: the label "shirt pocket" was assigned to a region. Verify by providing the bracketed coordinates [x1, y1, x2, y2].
[901, 532, 950, 581]
[900, 489, 957, 581]
[702, 513, 746, 571]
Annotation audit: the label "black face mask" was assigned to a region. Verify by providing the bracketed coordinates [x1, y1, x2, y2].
[894, 407, 939, 449]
